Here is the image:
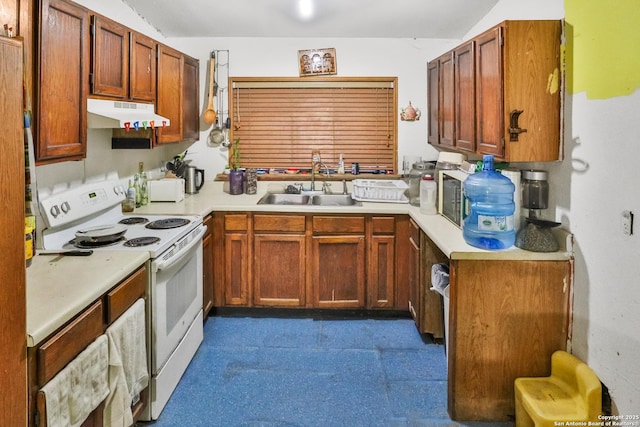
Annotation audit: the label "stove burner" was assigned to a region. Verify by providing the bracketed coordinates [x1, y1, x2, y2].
[146, 218, 190, 230]
[124, 236, 161, 247]
[119, 217, 149, 225]
[72, 236, 126, 249]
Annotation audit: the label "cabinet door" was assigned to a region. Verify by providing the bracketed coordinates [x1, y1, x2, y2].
[90, 15, 128, 99]
[407, 220, 420, 325]
[156, 44, 183, 144]
[427, 60, 439, 145]
[254, 234, 306, 307]
[475, 26, 504, 157]
[202, 215, 214, 317]
[129, 32, 156, 102]
[454, 41, 476, 152]
[420, 232, 447, 339]
[368, 216, 396, 309]
[312, 236, 365, 308]
[224, 214, 250, 306]
[36, 0, 89, 163]
[438, 52, 455, 148]
[182, 54, 200, 143]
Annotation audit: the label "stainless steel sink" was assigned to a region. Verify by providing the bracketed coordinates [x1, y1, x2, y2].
[257, 192, 361, 206]
[257, 193, 310, 205]
[310, 194, 359, 206]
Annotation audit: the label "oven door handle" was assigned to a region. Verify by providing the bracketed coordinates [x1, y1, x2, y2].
[153, 225, 207, 272]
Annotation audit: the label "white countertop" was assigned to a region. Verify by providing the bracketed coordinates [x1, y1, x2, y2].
[136, 180, 573, 261]
[26, 251, 149, 347]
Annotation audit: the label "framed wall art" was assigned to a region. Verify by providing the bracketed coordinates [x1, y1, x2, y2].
[298, 48, 337, 76]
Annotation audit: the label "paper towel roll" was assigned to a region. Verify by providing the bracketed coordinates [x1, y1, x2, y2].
[501, 168, 522, 232]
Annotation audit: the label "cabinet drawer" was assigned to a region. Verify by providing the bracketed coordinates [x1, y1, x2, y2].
[106, 266, 147, 324]
[409, 218, 420, 248]
[254, 214, 305, 233]
[313, 216, 365, 234]
[37, 301, 104, 386]
[225, 214, 249, 231]
[371, 216, 395, 234]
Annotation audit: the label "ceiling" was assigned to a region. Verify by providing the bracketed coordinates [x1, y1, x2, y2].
[121, 0, 499, 39]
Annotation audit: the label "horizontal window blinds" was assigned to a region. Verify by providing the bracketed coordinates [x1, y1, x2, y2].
[229, 77, 397, 172]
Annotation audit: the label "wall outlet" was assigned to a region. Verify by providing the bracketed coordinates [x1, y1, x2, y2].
[622, 210, 634, 236]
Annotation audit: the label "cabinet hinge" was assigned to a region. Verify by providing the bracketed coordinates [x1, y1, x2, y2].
[34, 411, 40, 427]
[89, 73, 94, 91]
[501, 138, 506, 149]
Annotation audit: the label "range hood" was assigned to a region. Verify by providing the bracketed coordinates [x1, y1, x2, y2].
[87, 99, 171, 129]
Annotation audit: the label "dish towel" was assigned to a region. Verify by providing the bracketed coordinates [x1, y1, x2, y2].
[103, 298, 149, 427]
[40, 335, 109, 427]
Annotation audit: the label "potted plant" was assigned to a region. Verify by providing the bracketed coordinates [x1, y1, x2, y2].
[228, 138, 244, 195]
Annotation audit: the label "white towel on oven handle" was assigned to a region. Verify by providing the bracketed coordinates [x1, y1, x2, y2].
[40, 334, 109, 427]
[103, 298, 149, 427]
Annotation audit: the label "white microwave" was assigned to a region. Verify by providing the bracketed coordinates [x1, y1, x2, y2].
[438, 169, 470, 228]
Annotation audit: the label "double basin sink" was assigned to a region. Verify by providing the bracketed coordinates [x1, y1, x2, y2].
[257, 192, 361, 206]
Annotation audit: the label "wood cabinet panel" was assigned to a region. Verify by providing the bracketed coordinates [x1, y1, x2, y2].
[475, 26, 504, 157]
[36, 301, 104, 386]
[369, 235, 395, 308]
[224, 214, 249, 231]
[129, 32, 156, 102]
[90, 15, 128, 98]
[454, 41, 476, 152]
[203, 215, 214, 317]
[312, 216, 365, 234]
[156, 44, 183, 144]
[312, 235, 365, 308]
[105, 265, 146, 323]
[224, 233, 250, 306]
[427, 60, 439, 145]
[254, 214, 306, 233]
[0, 36, 27, 427]
[254, 234, 306, 307]
[420, 233, 447, 338]
[182, 54, 199, 143]
[36, 0, 89, 163]
[448, 259, 571, 421]
[439, 52, 455, 148]
[371, 216, 395, 234]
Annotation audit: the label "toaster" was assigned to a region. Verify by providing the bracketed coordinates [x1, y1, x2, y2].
[147, 178, 185, 202]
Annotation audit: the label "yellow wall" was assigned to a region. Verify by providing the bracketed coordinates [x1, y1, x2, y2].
[565, 0, 640, 99]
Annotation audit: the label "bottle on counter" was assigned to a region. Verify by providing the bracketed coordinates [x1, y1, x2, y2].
[462, 154, 515, 250]
[25, 221, 34, 267]
[122, 179, 136, 212]
[419, 174, 437, 215]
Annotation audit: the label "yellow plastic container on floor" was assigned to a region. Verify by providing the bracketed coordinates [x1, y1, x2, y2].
[514, 350, 601, 427]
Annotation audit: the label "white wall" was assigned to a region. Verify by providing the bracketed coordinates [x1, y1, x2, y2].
[471, 0, 640, 414]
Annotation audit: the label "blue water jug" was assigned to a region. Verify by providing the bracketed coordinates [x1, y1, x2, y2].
[462, 155, 515, 250]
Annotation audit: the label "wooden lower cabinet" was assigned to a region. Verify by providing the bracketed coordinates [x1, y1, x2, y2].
[311, 235, 365, 308]
[202, 215, 214, 318]
[223, 214, 250, 306]
[447, 259, 571, 421]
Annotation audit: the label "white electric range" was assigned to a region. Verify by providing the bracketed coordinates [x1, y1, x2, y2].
[38, 175, 206, 421]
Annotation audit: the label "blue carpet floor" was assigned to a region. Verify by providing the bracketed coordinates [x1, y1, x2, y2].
[147, 316, 512, 427]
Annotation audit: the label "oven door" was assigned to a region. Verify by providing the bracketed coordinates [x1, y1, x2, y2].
[150, 226, 205, 373]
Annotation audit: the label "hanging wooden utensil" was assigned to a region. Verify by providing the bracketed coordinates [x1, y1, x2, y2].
[203, 53, 217, 125]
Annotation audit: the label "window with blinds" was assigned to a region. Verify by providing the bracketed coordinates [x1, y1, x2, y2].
[229, 77, 397, 173]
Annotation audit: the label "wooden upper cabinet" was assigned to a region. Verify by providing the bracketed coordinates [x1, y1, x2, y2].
[475, 26, 504, 157]
[156, 44, 184, 144]
[438, 52, 455, 148]
[454, 41, 476, 152]
[90, 15, 129, 99]
[427, 20, 562, 162]
[129, 32, 157, 102]
[427, 60, 439, 145]
[182, 54, 200, 143]
[36, 0, 89, 163]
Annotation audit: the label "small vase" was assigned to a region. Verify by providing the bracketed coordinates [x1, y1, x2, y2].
[229, 170, 244, 195]
[244, 168, 257, 194]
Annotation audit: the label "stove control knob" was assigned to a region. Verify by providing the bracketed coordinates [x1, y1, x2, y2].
[60, 201, 71, 214]
[50, 205, 60, 218]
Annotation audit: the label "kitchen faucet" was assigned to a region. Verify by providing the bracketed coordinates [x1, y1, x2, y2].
[310, 160, 330, 192]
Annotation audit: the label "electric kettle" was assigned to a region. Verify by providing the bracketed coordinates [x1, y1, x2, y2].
[184, 165, 205, 194]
